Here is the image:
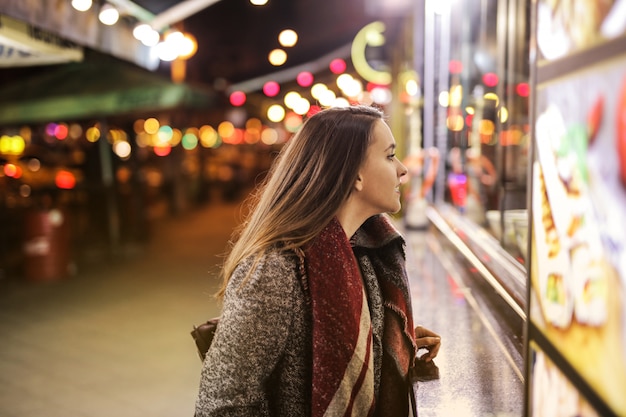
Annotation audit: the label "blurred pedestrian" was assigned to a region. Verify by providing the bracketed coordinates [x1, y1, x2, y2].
[195, 105, 441, 417]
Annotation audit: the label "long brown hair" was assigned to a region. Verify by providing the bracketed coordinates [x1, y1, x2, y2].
[217, 105, 384, 298]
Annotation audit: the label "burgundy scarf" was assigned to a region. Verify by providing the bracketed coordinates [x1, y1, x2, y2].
[303, 217, 417, 417]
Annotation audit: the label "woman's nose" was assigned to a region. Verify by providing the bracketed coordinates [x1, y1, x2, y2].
[398, 162, 409, 182]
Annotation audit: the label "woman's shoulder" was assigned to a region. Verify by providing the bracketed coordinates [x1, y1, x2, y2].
[228, 249, 301, 295]
[235, 249, 298, 275]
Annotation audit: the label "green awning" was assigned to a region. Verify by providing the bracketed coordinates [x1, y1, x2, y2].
[0, 59, 216, 125]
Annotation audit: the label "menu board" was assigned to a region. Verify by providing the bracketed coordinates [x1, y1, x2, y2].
[529, 342, 601, 416]
[528, 1, 626, 416]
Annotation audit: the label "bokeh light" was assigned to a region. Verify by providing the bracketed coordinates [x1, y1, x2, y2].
[86, 126, 100, 142]
[200, 125, 220, 148]
[98, 4, 119, 25]
[278, 29, 298, 47]
[482, 72, 499, 87]
[370, 86, 391, 105]
[263, 81, 280, 97]
[113, 141, 132, 159]
[156, 126, 173, 146]
[71, 0, 92, 12]
[332, 97, 350, 108]
[484, 92, 499, 106]
[318, 89, 337, 107]
[284, 91, 302, 109]
[293, 97, 311, 115]
[230, 91, 247, 106]
[311, 83, 328, 100]
[0, 135, 25, 155]
[261, 128, 278, 145]
[330, 58, 347, 74]
[516, 82, 530, 97]
[4, 163, 21, 178]
[438, 91, 450, 107]
[296, 71, 314, 87]
[182, 133, 198, 150]
[447, 114, 464, 131]
[284, 112, 303, 132]
[154, 145, 172, 156]
[307, 105, 322, 117]
[267, 104, 286, 122]
[449, 60, 463, 74]
[19, 184, 31, 198]
[144, 118, 160, 134]
[218, 121, 235, 139]
[27, 158, 41, 172]
[69, 123, 83, 139]
[45, 123, 57, 137]
[133, 23, 160, 47]
[55, 170, 76, 189]
[268, 49, 287, 66]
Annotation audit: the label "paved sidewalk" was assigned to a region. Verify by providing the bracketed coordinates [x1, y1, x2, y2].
[0, 200, 242, 417]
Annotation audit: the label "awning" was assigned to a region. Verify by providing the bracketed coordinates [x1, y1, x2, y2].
[0, 56, 217, 125]
[0, 14, 84, 68]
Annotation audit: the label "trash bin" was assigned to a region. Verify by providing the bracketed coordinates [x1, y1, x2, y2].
[23, 208, 71, 282]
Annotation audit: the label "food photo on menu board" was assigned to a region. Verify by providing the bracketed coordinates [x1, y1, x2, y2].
[530, 58, 626, 415]
[537, 0, 626, 61]
[530, 343, 600, 417]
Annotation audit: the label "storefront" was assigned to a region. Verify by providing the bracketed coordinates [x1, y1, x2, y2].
[405, 0, 626, 415]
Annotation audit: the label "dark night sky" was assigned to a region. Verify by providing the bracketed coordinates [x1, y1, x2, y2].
[138, 0, 379, 85]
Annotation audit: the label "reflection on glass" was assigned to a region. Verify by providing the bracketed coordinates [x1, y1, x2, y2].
[438, 0, 530, 262]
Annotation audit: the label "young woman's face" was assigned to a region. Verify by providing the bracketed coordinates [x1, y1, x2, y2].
[355, 119, 408, 215]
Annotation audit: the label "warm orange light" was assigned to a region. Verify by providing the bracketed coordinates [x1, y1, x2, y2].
[4, 163, 21, 178]
[55, 170, 76, 189]
[218, 121, 235, 139]
[144, 118, 160, 135]
[446, 114, 464, 131]
[154, 145, 172, 156]
[177, 32, 198, 60]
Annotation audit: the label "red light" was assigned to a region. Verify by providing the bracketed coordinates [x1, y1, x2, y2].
[229, 91, 246, 107]
[366, 82, 389, 91]
[55, 170, 76, 189]
[263, 81, 280, 97]
[482, 72, 499, 87]
[516, 82, 530, 97]
[4, 163, 22, 178]
[465, 114, 473, 126]
[329, 58, 346, 74]
[449, 60, 463, 74]
[55, 124, 68, 140]
[307, 105, 321, 118]
[154, 145, 171, 156]
[296, 71, 314, 87]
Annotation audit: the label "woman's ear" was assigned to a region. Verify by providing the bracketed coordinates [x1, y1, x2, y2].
[354, 174, 364, 192]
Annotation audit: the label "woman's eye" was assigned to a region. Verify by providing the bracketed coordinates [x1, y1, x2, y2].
[388, 153, 396, 159]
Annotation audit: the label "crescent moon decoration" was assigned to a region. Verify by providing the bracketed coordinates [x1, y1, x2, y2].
[351, 21, 392, 85]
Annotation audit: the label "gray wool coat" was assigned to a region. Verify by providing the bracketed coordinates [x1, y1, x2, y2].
[195, 215, 409, 417]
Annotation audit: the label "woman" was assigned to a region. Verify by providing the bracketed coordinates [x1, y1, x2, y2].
[195, 105, 441, 417]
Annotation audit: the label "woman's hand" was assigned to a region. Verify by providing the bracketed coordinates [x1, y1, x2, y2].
[414, 326, 441, 362]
